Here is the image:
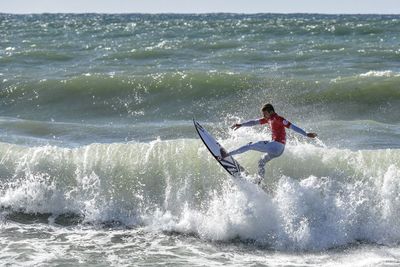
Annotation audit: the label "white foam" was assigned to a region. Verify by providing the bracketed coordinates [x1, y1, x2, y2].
[0, 140, 400, 251]
[359, 70, 400, 77]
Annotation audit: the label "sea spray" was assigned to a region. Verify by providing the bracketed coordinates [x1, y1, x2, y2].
[1, 139, 399, 250]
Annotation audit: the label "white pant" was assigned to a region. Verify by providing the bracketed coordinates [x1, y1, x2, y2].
[228, 141, 285, 178]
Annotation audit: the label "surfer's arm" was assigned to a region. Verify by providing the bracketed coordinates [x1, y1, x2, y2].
[241, 119, 261, 127]
[289, 123, 318, 138]
[289, 123, 307, 136]
[231, 119, 261, 130]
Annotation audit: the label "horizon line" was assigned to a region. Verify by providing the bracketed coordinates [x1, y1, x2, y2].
[1, 11, 400, 15]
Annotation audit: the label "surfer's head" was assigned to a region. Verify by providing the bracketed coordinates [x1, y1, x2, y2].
[261, 103, 275, 118]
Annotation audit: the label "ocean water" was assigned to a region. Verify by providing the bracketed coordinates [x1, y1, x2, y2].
[1, 13, 400, 266]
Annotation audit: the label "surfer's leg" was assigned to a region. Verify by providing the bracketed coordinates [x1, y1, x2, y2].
[228, 141, 263, 157]
[256, 141, 285, 183]
[257, 153, 271, 179]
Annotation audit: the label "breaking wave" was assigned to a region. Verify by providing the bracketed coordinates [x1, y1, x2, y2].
[0, 137, 399, 251]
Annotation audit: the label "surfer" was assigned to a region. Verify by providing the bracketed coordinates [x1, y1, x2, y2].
[220, 103, 317, 184]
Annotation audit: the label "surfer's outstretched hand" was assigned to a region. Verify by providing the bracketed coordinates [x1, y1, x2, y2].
[231, 123, 242, 130]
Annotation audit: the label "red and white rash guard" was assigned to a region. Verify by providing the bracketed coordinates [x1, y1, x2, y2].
[259, 113, 291, 144]
[241, 113, 307, 144]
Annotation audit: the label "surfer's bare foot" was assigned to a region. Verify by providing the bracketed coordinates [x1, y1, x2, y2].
[220, 148, 229, 159]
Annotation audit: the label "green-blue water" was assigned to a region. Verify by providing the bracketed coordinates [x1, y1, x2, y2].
[1, 13, 400, 266]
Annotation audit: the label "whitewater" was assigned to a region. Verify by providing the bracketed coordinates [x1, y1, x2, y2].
[1, 13, 400, 266]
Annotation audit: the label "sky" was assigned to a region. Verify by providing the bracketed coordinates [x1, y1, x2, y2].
[1, 0, 400, 14]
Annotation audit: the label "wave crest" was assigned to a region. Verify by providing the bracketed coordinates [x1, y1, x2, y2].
[0, 140, 399, 250]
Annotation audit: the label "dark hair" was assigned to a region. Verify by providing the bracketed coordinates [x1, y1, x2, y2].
[261, 103, 275, 113]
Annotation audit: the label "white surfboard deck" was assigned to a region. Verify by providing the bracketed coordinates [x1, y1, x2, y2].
[193, 119, 244, 178]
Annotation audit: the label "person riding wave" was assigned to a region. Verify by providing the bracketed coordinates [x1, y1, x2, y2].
[221, 103, 317, 184]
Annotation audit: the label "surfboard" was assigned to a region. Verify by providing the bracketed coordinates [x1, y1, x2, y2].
[193, 119, 244, 177]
